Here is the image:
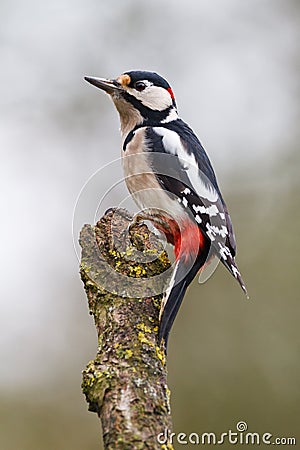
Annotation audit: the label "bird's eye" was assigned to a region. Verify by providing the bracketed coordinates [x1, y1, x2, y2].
[134, 81, 146, 92]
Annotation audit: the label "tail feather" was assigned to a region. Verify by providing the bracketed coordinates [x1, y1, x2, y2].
[159, 255, 207, 348]
[158, 278, 188, 348]
[220, 255, 249, 298]
[158, 239, 248, 348]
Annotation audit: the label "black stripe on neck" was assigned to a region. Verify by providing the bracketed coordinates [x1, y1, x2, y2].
[123, 127, 139, 151]
[122, 118, 181, 151]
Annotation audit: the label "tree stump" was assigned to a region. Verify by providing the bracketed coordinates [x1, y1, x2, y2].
[79, 208, 174, 450]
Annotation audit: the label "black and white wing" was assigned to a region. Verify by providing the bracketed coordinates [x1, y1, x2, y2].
[145, 122, 247, 295]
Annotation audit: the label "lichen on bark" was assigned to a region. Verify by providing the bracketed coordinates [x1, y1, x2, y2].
[79, 208, 174, 450]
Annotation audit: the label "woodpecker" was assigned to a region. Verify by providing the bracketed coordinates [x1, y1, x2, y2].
[85, 70, 247, 347]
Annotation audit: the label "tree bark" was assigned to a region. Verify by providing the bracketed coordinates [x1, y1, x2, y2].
[79, 208, 174, 450]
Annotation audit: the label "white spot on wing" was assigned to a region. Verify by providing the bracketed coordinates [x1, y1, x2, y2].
[206, 205, 219, 217]
[206, 228, 216, 241]
[206, 223, 228, 238]
[192, 203, 220, 217]
[193, 204, 206, 214]
[182, 197, 188, 208]
[231, 264, 241, 278]
[218, 243, 232, 260]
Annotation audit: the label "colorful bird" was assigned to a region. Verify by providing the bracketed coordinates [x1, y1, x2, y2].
[85, 70, 247, 347]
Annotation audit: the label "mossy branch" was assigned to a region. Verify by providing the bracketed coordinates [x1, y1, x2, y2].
[79, 208, 174, 450]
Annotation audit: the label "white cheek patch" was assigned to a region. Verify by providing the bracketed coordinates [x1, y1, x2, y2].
[129, 86, 173, 111]
[154, 127, 219, 202]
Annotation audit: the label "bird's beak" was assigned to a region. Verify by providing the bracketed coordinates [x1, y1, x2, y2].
[84, 76, 122, 94]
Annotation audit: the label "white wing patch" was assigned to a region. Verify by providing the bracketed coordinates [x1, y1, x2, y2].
[150, 127, 241, 285]
[206, 223, 228, 239]
[231, 264, 241, 278]
[182, 197, 188, 208]
[154, 127, 219, 202]
[218, 242, 232, 260]
[192, 204, 219, 217]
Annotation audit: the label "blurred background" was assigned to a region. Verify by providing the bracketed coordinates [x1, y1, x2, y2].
[1, 0, 299, 448]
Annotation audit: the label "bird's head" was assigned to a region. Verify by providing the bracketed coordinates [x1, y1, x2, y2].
[84, 70, 178, 134]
